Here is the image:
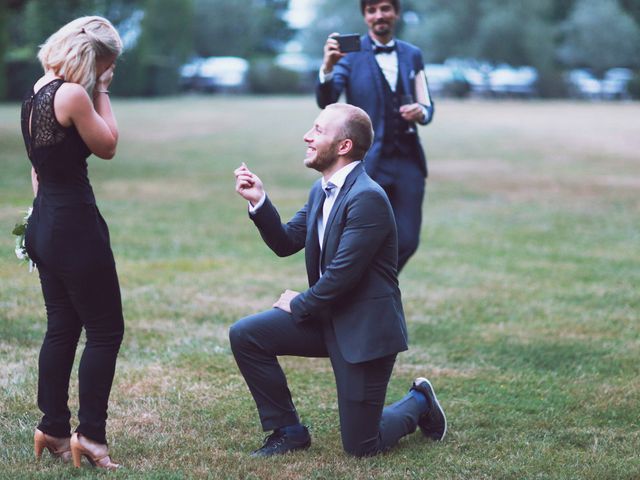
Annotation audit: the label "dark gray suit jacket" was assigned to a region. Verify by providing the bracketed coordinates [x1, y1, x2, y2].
[250, 163, 408, 363]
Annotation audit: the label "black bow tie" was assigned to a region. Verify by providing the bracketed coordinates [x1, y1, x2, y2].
[374, 44, 396, 54]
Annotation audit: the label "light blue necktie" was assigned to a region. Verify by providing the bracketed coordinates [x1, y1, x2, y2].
[319, 182, 336, 251]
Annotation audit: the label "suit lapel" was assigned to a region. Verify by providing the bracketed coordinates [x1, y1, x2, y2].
[306, 183, 324, 284]
[395, 41, 413, 96]
[363, 36, 385, 109]
[320, 164, 364, 265]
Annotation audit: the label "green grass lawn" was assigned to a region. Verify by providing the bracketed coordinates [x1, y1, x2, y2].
[1, 96, 639, 479]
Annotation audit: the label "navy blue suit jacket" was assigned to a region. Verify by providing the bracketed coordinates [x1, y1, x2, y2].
[250, 163, 408, 363]
[316, 35, 434, 178]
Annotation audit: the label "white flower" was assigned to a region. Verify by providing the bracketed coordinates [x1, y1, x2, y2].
[15, 237, 26, 260]
[12, 207, 32, 265]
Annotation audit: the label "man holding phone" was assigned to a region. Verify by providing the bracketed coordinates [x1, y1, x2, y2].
[316, 0, 433, 272]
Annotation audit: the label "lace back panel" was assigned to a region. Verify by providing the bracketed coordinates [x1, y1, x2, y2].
[21, 80, 67, 159]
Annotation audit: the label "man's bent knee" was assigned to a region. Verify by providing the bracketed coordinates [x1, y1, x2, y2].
[228, 316, 255, 352]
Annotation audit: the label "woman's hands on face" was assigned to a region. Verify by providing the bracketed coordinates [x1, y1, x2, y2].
[96, 64, 115, 91]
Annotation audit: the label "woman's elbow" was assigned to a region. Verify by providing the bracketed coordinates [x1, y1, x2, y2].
[95, 149, 116, 160]
[94, 141, 118, 159]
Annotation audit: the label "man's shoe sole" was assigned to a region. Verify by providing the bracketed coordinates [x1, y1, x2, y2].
[413, 377, 447, 441]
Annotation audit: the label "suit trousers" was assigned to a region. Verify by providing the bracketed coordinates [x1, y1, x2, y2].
[229, 308, 425, 456]
[375, 155, 426, 272]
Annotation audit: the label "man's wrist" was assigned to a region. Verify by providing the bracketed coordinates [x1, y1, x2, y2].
[319, 67, 334, 84]
[419, 105, 428, 122]
[248, 192, 266, 214]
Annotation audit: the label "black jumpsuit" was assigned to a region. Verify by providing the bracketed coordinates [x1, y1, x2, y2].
[21, 79, 124, 444]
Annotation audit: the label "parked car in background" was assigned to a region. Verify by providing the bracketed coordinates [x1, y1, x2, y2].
[565, 67, 633, 100]
[179, 58, 202, 90]
[423, 63, 453, 96]
[274, 52, 320, 75]
[274, 52, 322, 91]
[459, 64, 492, 96]
[601, 68, 633, 99]
[423, 63, 471, 98]
[440, 59, 537, 98]
[565, 69, 602, 99]
[488, 65, 538, 98]
[179, 56, 249, 93]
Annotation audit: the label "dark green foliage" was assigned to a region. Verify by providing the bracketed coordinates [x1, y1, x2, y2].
[118, 0, 193, 96]
[1, 0, 294, 99]
[627, 70, 640, 98]
[620, 0, 640, 23]
[0, 7, 7, 100]
[558, 0, 640, 75]
[193, 0, 293, 58]
[248, 59, 303, 94]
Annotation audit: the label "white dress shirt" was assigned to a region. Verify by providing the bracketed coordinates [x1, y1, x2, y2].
[318, 161, 361, 250]
[370, 39, 398, 91]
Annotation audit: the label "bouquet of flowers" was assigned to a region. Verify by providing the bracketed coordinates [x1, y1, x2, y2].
[12, 207, 34, 272]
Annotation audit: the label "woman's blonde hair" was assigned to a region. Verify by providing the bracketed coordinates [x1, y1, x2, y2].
[38, 16, 122, 93]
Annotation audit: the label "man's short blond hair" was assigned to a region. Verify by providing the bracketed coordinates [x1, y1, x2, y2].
[326, 103, 374, 160]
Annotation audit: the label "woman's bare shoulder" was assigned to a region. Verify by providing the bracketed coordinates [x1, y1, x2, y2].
[54, 82, 91, 126]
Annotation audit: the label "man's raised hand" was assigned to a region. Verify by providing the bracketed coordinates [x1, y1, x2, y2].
[234, 162, 264, 206]
[322, 32, 346, 74]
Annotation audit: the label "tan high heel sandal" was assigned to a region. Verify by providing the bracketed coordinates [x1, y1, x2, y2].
[33, 428, 72, 461]
[70, 432, 121, 470]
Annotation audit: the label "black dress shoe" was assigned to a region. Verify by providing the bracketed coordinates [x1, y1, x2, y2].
[411, 377, 447, 441]
[250, 426, 311, 457]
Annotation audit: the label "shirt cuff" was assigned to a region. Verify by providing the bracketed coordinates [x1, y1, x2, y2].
[420, 104, 428, 122]
[248, 193, 266, 214]
[319, 68, 333, 84]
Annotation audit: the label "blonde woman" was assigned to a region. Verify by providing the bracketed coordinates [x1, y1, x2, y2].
[21, 16, 124, 470]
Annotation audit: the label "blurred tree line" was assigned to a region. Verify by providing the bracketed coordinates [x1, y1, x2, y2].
[1, 0, 640, 99]
[0, 0, 292, 99]
[301, 0, 640, 97]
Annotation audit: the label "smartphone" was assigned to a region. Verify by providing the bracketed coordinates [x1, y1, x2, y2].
[331, 34, 361, 53]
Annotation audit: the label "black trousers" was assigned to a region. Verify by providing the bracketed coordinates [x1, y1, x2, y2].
[229, 308, 424, 457]
[376, 156, 426, 272]
[28, 202, 124, 444]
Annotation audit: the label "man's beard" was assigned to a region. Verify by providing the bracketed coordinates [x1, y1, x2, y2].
[305, 142, 340, 172]
[373, 22, 391, 35]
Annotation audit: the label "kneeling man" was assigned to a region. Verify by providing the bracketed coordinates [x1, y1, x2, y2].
[230, 103, 446, 457]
